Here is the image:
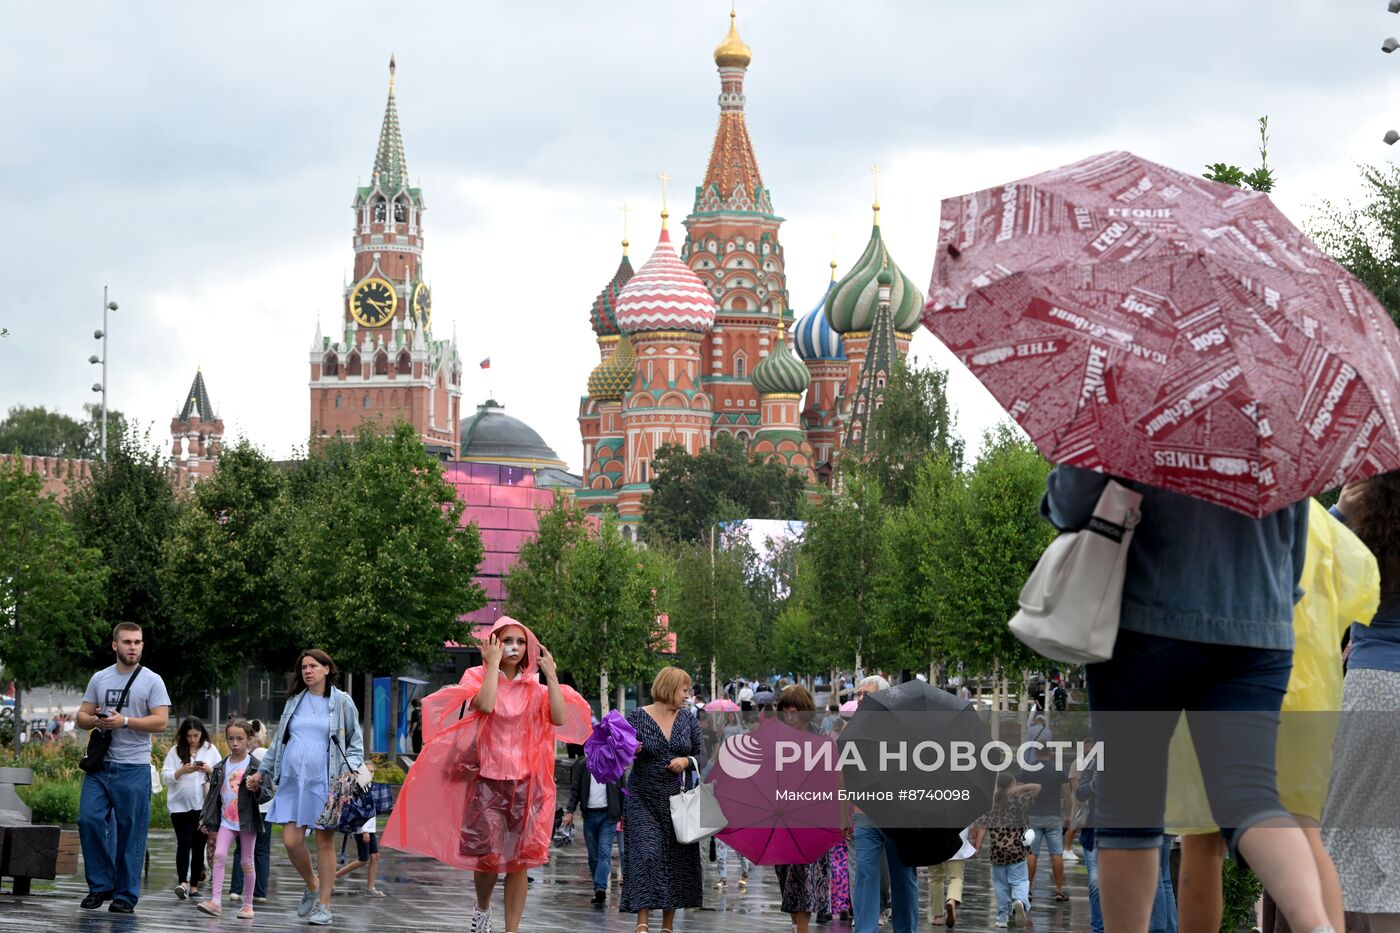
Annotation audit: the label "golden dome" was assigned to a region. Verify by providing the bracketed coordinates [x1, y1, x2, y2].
[713, 10, 752, 68]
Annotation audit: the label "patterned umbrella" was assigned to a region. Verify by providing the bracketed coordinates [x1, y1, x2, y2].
[584, 709, 639, 785]
[923, 151, 1400, 517]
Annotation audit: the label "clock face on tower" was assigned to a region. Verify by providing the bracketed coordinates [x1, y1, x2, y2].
[350, 277, 397, 327]
[412, 282, 432, 330]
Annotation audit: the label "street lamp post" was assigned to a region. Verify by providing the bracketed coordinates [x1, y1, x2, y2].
[89, 286, 118, 461]
[1387, 2, 1400, 143]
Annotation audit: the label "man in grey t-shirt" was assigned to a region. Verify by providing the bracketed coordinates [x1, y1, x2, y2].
[75, 622, 170, 914]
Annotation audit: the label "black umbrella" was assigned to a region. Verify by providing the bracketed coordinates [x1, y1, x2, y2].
[838, 681, 994, 835]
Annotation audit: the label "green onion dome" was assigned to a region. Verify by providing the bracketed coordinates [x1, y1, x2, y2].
[587, 334, 636, 403]
[750, 324, 810, 396]
[824, 223, 923, 333]
[590, 248, 633, 338]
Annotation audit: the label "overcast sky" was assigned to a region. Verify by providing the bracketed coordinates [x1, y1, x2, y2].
[5, 1, 1398, 472]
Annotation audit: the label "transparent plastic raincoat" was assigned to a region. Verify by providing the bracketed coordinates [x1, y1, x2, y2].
[382, 617, 592, 872]
[1166, 499, 1380, 829]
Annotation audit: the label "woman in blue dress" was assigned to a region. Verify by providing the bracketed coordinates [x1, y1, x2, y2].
[246, 649, 363, 927]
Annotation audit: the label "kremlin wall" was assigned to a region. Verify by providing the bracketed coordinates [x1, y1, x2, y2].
[15, 10, 921, 623]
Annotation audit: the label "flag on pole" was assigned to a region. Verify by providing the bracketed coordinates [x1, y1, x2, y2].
[479, 356, 491, 369]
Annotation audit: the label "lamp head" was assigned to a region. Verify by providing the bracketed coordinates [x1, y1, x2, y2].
[88, 355, 100, 364]
[91, 383, 103, 393]
[93, 329, 104, 339]
[1384, 36, 1399, 52]
[106, 301, 118, 311]
[1390, 0, 1399, 13]
[1386, 130, 1400, 145]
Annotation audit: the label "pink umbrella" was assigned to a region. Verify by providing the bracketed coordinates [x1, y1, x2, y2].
[706, 699, 741, 712]
[924, 150, 1400, 517]
[711, 718, 843, 865]
[839, 699, 859, 717]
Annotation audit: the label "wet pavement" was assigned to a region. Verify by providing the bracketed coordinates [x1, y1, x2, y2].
[0, 827, 1095, 931]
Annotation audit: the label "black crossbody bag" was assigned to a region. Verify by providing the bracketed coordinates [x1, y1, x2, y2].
[79, 665, 142, 775]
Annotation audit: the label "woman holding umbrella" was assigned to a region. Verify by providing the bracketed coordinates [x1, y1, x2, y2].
[773, 686, 831, 933]
[620, 666, 708, 933]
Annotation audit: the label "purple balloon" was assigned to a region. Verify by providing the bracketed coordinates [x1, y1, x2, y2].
[584, 709, 639, 784]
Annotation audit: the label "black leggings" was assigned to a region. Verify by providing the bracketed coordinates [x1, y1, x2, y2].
[170, 809, 207, 886]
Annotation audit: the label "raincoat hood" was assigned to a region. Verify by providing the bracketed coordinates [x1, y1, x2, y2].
[486, 615, 540, 680]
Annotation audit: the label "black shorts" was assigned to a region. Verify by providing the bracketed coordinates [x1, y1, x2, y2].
[356, 832, 379, 862]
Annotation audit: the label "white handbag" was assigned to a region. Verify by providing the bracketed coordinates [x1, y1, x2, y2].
[1009, 479, 1142, 663]
[670, 771, 727, 844]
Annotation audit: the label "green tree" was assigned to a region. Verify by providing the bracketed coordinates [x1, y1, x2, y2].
[642, 434, 804, 544]
[161, 440, 301, 707]
[280, 423, 485, 757]
[862, 359, 964, 507]
[769, 604, 823, 684]
[664, 538, 759, 698]
[65, 430, 197, 702]
[0, 404, 128, 459]
[508, 504, 671, 712]
[1205, 115, 1276, 193]
[0, 458, 108, 753]
[1314, 162, 1400, 327]
[798, 470, 890, 675]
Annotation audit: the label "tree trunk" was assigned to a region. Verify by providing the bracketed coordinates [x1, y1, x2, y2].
[600, 667, 610, 716]
[990, 658, 1001, 743]
[616, 683, 625, 713]
[710, 655, 717, 704]
[239, 667, 251, 720]
[388, 675, 399, 762]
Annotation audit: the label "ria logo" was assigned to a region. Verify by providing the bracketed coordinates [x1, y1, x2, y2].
[717, 733, 763, 779]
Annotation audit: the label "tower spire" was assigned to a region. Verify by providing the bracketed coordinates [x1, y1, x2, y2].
[620, 202, 631, 257]
[658, 173, 672, 229]
[372, 55, 408, 190]
[871, 163, 882, 226]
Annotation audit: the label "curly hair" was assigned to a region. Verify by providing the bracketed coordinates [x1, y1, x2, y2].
[1348, 470, 1400, 601]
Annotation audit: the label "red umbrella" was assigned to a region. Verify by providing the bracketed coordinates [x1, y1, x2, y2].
[710, 717, 843, 866]
[924, 150, 1400, 517]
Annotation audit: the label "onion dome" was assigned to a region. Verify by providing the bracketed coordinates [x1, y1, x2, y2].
[615, 227, 718, 335]
[587, 335, 636, 403]
[590, 244, 634, 338]
[751, 324, 810, 396]
[793, 280, 845, 361]
[824, 221, 924, 334]
[713, 10, 752, 68]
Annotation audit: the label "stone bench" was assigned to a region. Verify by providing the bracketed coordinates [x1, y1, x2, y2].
[0, 767, 79, 895]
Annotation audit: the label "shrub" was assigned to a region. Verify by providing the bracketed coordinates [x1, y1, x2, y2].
[18, 779, 81, 824]
[374, 763, 406, 786]
[1221, 855, 1262, 932]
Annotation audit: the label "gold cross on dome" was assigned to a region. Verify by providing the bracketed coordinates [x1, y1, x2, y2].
[658, 172, 672, 226]
[871, 163, 882, 223]
[619, 202, 631, 252]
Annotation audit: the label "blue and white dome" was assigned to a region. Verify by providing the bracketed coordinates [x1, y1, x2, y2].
[793, 283, 845, 361]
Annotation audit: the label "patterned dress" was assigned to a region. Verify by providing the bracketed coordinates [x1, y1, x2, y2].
[776, 851, 831, 914]
[619, 707, 707, 913]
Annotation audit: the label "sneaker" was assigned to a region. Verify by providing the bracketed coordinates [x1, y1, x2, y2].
[237, 905, 255, 920]
[995, 921, 1008, 929]
[254, 897, 268, 905]
[80, 892, 112, 910]
[108, 901, 135, 914]
[1011, 900, 1027, 927]
[297, 889, 319, 919]
[1062, 849, 1079, 863]
[196, 900, 222, 917]
[366, 887, 387, 897]
[175, 883, 189, 900]
[473, 908, 493, 933]
[592, 889, 607, 904]
[230, 893, 242, 903]
[307, 903, 333, 926]
[713, 880, 726, 889]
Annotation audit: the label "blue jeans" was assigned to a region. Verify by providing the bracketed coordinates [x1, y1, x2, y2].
[991, 860, 1030, 922]
[78, 763, 152, 906]
[1150, 836, 1178, 933]
[231, 821, 272, 898]
[1087, 630, 1292, 855]
[853, 814, 918, 933]
[1083, 845, 1105, 933]
[581, 809, 617, 892]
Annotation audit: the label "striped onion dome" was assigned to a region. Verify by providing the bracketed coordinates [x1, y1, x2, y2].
[793, 281, 845, 361]
[824, 223, 924, 334]
[587, 335, 636, 403]
[590, 249, 634, 338]
[751, 324, 810, 396]
[615, 227, 717, 335]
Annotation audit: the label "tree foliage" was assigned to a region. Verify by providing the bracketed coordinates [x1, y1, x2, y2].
[507, 500, 670, 710]
[0, 458, 108, 739]
[280, 423, 486, 679]
[858, 359, 964, 507]
[0, 404, 128, 460]
[64, 430, 196, 701]
[664, 538, 759, 689]
[642, 434, 804, 544]
[1313, 162, 1400, 328]
[1204, 115, 1276, 194]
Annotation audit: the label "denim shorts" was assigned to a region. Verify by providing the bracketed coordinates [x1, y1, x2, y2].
[1087, 629, 1293, 857]
[1027, 815, 1064, 857]
[355, 832, 379, 862]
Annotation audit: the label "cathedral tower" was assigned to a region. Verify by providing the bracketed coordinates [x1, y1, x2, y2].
[683, 10, 788, 447]
[308, 58, 462, 458]
[170, 368, 222, 481]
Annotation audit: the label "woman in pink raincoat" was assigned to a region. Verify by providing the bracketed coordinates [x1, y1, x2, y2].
[383, 617, 591, 933]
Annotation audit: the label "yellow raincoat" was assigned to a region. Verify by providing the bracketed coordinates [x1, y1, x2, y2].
[1166, 499, 1380, 830]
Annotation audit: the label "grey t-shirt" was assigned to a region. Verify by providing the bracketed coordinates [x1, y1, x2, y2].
[82, 665, 171, 765]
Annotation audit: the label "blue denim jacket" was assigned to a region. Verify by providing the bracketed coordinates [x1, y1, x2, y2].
[1040, 465, 1308, 651]
[256, 685, 364, 786]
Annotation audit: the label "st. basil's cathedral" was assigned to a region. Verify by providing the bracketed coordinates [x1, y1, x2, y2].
[575, 11, 924, 530]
